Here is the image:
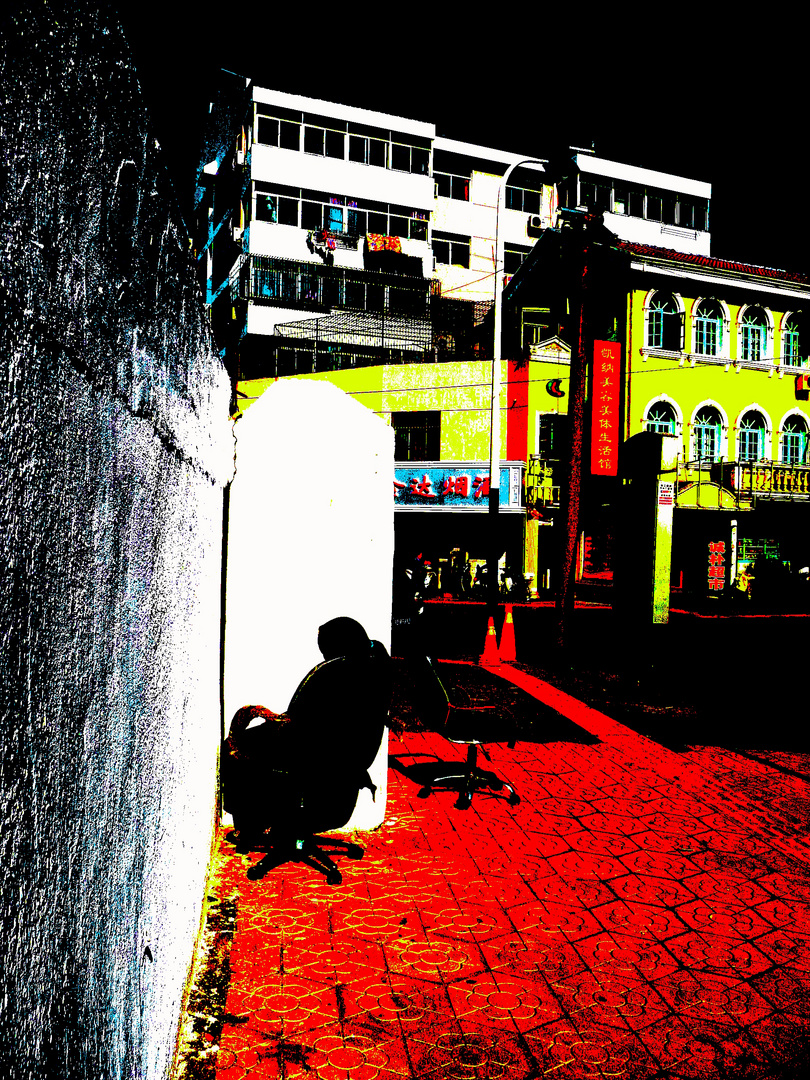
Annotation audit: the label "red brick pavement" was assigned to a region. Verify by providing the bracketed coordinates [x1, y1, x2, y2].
[176, 662, 810, 1079]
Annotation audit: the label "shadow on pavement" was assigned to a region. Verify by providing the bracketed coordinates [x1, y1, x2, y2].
[391, 656, 599, 746]
[416, 602, 810, 757]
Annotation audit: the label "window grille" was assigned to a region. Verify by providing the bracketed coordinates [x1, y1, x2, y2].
[694, 300, 723, 356]
[738, 411, 766, 462]
[781, 417, 808, 464]
[740, 308, 768, 363]
[645, 402, 676, 435]
[694, 406, 722, 462]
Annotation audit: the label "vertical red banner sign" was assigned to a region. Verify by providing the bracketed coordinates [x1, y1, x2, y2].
[591, 340, 621, 476]
[708, 540, 726, 592]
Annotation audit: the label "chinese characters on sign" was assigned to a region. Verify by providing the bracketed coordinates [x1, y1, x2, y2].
[393, 466, 522, 511]
[708, 540, 726, 592]
[591, 340, 621, 477]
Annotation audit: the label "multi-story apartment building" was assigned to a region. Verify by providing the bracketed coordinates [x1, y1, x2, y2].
[197, 75, 741, 601]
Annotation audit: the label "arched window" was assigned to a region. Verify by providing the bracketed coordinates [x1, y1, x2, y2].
[782, 313, 804, 366]
[740, 307, 768, 362]
[694, 299, 723, 356]
[645, 401, 677, 435]
[737, 410, 767, 462]
[646, 293, 681, 350]
[693, 405, 722, 462]
[781, 415, 809, 465]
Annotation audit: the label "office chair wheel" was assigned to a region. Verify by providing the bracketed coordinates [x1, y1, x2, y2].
[326, 869, 343, 886]
[346, 844, 364, 860]
[455, 795, 472, 810]
[417, 787, 432, 799]
[508, 792, 521, 806]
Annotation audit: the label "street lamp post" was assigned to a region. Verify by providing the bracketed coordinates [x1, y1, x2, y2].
[488, 157, 546, 614]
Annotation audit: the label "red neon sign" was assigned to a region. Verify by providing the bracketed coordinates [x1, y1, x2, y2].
[591, 340, 621, 477]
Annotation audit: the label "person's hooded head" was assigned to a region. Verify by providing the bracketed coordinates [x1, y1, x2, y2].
[317, 617, 371, 662]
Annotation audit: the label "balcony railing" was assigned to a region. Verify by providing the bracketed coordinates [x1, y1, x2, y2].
[732, 460, 810, 498]
[677, 458, 810, 501]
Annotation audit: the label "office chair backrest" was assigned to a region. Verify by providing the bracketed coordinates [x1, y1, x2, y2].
[286, 640, 391, 775]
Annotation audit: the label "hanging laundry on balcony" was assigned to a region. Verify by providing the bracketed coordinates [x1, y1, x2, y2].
[306, 230, 335, 265]
[366, 233, 402, 253]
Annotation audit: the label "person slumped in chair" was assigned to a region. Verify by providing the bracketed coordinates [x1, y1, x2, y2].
[222, 617, 391, 875]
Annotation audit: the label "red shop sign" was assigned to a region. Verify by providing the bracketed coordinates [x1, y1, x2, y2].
[591, 340, 621, 477]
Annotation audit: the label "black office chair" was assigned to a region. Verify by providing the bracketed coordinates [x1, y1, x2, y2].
[225, 641, 391, 885]
[415, 656, 520, 810]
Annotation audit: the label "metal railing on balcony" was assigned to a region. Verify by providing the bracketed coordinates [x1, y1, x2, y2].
[676, 457, 810, 503]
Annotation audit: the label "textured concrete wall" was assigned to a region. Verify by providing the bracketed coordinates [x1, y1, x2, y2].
[224, 379, 394, 829]
[0, 5, 233, 1078]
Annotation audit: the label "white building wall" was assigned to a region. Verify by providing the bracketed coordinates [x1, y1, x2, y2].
[602, 211, 712, 255]
[225, 380, 395, 830]
[251, 144, 435, 211]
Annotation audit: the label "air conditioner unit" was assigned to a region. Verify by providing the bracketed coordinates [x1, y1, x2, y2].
[527, 214, 544, 237]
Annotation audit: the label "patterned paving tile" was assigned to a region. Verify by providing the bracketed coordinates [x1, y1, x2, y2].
[608, 872, 697, 908]
[479, 932, 586, 983]
[591, 898, 689, 941]
[524, 1017, 659, 1079]
[447, 970, 564, 1031]
[406, 1023, 535, 1080]
[652, 969, 774, 1028]
[384, 935, 487, 984]
[179, 678, 810, 1080]
[665, 930, 772, 980]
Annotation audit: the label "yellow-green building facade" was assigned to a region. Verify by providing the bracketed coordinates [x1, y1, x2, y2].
[237, 338, 571, 594]
[504, 231, 810, 605]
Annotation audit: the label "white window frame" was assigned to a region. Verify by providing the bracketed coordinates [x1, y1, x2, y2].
[779, 410, 810, 465]
[736, 407, 771, 463]
[643, 396, 682, 437]
[738, 305, 772, 364]
[645, 291, 684, 351]
[693, 298, 726, 358]
[691, 401, 727, 464]
[781, 312, 803, 367]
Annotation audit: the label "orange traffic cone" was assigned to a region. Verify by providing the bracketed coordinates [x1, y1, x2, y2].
[480, 616, 500, 665]
[499, 604, 516, 662]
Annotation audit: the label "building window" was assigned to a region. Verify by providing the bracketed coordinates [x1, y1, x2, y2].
[782, 314, 803, 366]
[521, 308, 551, 349]
[694, 299, 724, 356]
[391, 143, 430, 175]
[505, 246, 532, 276]
[256, 113, 301, 151]
[434, 172, 470, 200]
[303, 124, 346, 159]
[254, 184, 429, 242]
[693, 405, 723, 462]
[433, 232, 470, 269]
[628, 188, 645, 217]
[781, 416, 809, 464]
[737, 410, 766, 462]
[255, 192, 298, 226]
[349, 133, 388, 167]
[392, 411, 440, 461]
[740, 307, 768, 363]
[505, 185, 542, 215]
[537, 415, 566, 459]
[645, 401, 677, 435]
[646, 292, 682, 350]
[645, 189, 663, 222]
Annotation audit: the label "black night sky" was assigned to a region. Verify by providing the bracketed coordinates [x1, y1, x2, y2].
[118, 3, 807, 276]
